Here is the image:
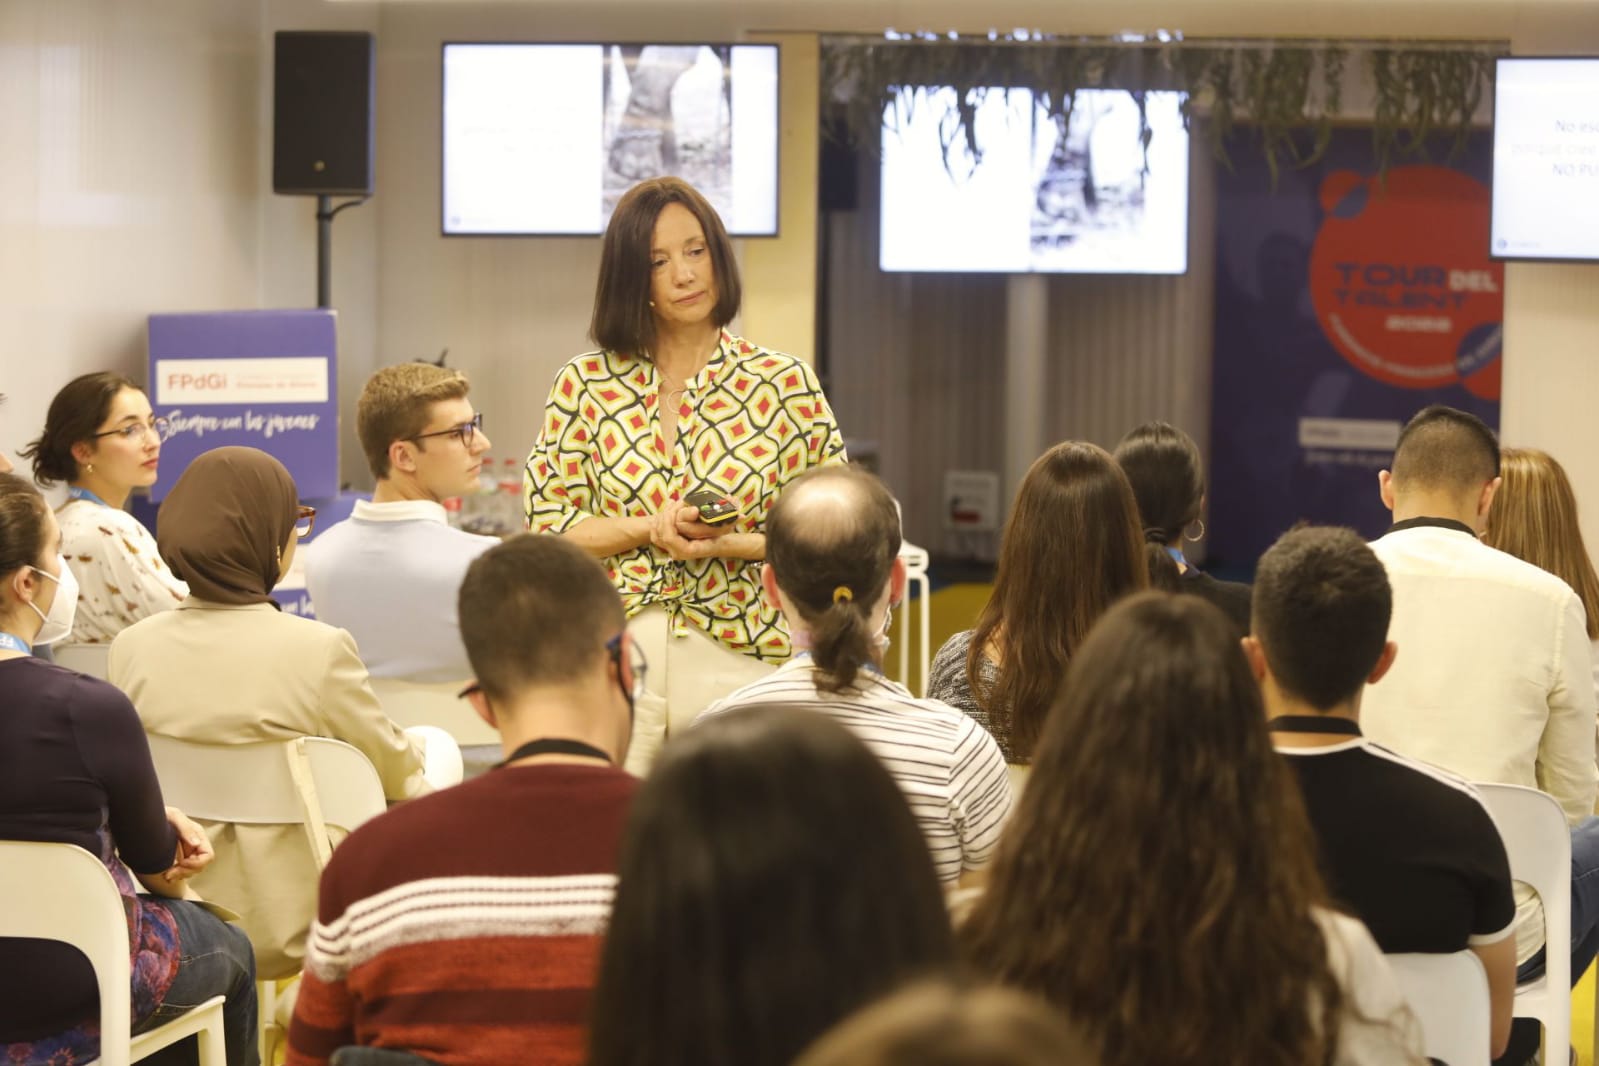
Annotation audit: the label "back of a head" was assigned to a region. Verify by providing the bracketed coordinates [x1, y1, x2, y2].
[357, 363, 470, 480]
[1252, 526, 1392, 711]
[961, 593, 1342, 1066]
[973, 441, 1147, 759]
[1390, 405, 1500, 497]
[1113, 421, 1204, 542]
[458, 533, 624, 700]
[0, 472, 50, 581]
[795, 980, 1101, 1066]
[1484, 447, 1599, 639]
[20, 371, 139, 486]
[589, 706, 954, 1066]
[157, 446, 299, 604]
[766, 465, 902, 693]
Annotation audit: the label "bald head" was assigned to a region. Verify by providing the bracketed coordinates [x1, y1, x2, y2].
[767, 466, 902, 597]
[1390, 405, 1500, 496]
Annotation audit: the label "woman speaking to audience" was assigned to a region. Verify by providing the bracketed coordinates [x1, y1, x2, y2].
[20, 372, 188, 643]
[526, 177, 846, 769]
[0, 472, 258, 1066]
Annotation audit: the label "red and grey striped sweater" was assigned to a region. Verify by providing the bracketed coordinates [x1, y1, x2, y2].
[286, 763, 637, 1066]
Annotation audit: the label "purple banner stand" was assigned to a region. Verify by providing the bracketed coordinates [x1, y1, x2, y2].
[147, 310, 340, 501]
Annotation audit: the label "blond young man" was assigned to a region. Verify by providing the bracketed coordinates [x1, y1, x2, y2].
[304, 364, 498, 682]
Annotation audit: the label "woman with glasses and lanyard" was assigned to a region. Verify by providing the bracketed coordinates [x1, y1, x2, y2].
[19, 372, 187, 643]
[525, 178, 847, 773]
[110, 447, 429, 986]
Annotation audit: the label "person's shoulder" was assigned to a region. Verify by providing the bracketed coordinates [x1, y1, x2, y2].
[722, 336, 812, 377]
[560, 348, 634, 382]
[20, 655, 133, 710]
[932, 629, 976, 662]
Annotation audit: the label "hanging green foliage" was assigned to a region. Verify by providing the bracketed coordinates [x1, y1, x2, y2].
[821, 35, 1501, 184]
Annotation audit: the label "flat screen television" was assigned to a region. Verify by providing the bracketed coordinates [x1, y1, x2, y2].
[1491, 57, 1599, 263]
[443, 43, 779, 236]
[879, 87, 1189, 274]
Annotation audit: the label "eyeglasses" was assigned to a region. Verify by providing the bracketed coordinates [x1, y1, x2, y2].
[455, 633, 648, 702]
[294, 505, 317, 539]
[409, 412, 483, 449]
[91, 417, 172, 444]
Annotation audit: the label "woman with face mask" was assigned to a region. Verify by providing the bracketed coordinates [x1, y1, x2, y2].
[0, 472, 261, 1065]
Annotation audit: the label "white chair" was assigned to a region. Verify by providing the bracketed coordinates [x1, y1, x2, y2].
[0, 841, 226, 1066]
[147, 735, 389, 1060]
[1386, 950, 1491, 1066]
[52, 642, 110, 679]
[370, 678, 499, 746]
[1477, 782, 1571, 1064]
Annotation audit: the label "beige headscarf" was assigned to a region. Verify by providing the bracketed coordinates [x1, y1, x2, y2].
[157, 446, 298, 606]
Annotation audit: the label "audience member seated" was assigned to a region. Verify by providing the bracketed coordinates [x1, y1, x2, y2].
[927, 442, 1146, 764]
[1483, 446, 1599, 708]
[0, 472, 258, 1066]
[1113, 420, 1252, 632]
[18, 372, 187, 642]
[110, 446, 428, 983]
[696, 465, 1011, 884]
[287, 535, 639, 1066]
[1361, 406, 1599, 988]
[960, 593, 1424, 1066]
[589, 706, 955, 1066]
[1248, 526, 1516, 1059]
[304, 364, 498, 683]
[795, 979, 1101, 1066]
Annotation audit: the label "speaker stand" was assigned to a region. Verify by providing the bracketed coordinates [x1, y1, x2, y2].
[314, 194, 369, 309]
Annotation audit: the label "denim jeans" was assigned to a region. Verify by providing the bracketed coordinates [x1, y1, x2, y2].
[133, 898, 260, 1066]
[331, 1050, 439, 1065]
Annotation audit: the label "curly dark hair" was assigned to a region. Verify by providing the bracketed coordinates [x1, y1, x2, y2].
[960, 592, 1355, 1066]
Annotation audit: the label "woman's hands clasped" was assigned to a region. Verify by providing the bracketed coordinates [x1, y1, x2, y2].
[650, 498, 764, 562]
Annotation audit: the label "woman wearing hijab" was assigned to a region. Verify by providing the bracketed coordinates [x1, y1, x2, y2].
[109, 447, 428, 983]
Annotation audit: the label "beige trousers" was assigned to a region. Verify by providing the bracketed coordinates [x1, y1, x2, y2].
[623, 605, 776, 776]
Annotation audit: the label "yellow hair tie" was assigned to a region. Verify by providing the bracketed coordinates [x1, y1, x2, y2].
[832, 586, 854, 604]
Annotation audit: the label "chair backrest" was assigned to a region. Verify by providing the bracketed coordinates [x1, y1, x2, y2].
[1475, 782, 1572, 990]
[52, 642, 110, 680]
[0, 841, 136, 1066]
[1385, 950, 1491, 1066]
[147, 735, 387, 870]
[370, 678, 499, 746]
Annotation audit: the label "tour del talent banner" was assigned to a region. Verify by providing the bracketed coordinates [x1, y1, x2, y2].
[1208, 129, 1502, 570]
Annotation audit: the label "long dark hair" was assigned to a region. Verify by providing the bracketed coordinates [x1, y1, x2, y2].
[19, 372, 140, 485]
[766, 465, 902, 692]
[960, 593, 1350, 1066]
[968, 442, 1146, 760]
[588, 706, 955, 1066]
[1113, 421, 1203, 588]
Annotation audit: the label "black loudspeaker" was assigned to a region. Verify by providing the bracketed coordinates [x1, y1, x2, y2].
[273, 31, 375, 196]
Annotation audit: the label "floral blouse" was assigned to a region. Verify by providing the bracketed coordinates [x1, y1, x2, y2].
[525, 331, 847, 662]
[57, 500, 187, 644]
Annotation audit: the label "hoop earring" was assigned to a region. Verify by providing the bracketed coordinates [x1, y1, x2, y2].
[1184, 519, 1205, 542]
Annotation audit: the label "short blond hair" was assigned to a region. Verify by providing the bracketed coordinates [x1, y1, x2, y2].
[357, 363, 470, 479]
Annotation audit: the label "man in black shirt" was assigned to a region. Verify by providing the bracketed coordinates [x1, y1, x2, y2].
[1245, 526, 1516, 1061]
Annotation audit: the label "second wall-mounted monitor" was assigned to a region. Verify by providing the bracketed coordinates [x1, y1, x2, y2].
[880, 88, 1190, 274]
[443, 43, 779, 236]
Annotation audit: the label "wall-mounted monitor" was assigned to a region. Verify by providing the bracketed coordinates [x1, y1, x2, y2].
[1491, 57, 1599, 263]
[443, 43, 779, 236]
[880, 88, 1189, 275]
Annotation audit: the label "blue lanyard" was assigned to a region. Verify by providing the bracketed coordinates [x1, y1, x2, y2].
[67, 486, 111, 508]
[1165, 546, 1186, 564]
[0, 632, 31, 654]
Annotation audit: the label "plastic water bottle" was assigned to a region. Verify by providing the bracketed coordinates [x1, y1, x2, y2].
[498, 458, 525, 534]
[461, 455, 500, 535]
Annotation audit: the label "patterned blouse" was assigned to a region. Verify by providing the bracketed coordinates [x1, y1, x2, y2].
[57, 500, 187, 644]
[525, 331, 846, 662]
[927, 629, 1019, 763]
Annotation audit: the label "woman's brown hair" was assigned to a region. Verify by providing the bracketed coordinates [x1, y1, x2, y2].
[960, 593, 1351, 1066]
[1484, 447, 1599, 640]
[19, 372, 140, 486]
[0, 472, 51, 579]
[967, 441, 1146, 761]
[590, 177, 742, 359]
[766, 465, 901, 693]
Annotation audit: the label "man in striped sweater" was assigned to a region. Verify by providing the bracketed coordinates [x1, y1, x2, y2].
[286, 535, 641, 1066]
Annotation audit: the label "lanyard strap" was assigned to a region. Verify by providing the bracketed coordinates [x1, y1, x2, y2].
[498, 738, 612, 768]
[1267, 715, 1362, 736]
[67, 486, 112, 508]
[0, 632, 31, 654]
[1165, 546, 1186, 564]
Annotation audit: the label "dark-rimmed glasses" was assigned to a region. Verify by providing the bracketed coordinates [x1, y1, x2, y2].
[456, 633, 648, 702]
[294, 505, 317, 539]
[92, 417, 172, 444]
[409, 412, 483, 448]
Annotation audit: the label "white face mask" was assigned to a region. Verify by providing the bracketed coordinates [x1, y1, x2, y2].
[27, 556, 79, 646]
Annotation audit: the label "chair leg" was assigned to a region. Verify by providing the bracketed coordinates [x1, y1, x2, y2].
[259, 979, 277, 1064]
[196, 1011, 228, 1066]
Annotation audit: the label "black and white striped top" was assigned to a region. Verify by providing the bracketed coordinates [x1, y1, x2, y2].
[696, 658, 1014, 883]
